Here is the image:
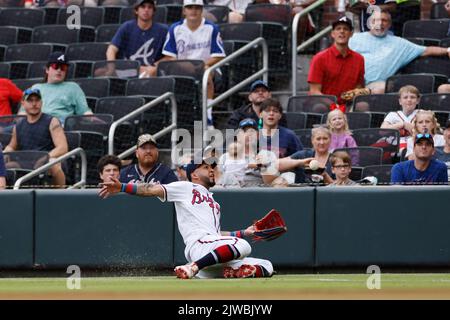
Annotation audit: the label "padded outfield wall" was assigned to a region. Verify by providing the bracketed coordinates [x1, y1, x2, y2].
[0, 187, 449, 269]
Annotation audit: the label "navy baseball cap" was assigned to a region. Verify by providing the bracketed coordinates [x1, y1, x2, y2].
[47, 51, 69, 66]
[185, 149, 217, 182]
[414, 133, 434, 146]
[250, 80, 269, 92]
[23, 88, 41, 101]
[332, 16, 353, 31]
[239, 118, 258, 130]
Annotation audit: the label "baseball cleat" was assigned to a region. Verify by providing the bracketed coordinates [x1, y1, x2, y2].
[223, 264, 257, 278]
[174, 262, 199, 279]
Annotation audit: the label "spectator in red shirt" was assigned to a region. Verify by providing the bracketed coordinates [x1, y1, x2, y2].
[308, 16, 365, 106]
[0, 78, 22, 116]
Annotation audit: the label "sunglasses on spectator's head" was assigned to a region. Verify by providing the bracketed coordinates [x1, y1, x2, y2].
[416, 133, 431, 139]
[48, 63, 68, 71]
[23, 88, 41, 96]
[178, 164, 188, 171]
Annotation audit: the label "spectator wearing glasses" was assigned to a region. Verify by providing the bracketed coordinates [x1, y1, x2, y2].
[327, 151, 357, 186]
[391, 133, 448, 185]
[20, 52, 93, 124]
[4, 88, 68, 188]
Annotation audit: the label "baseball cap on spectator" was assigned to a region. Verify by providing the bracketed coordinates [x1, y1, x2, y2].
[332, 15, 353, 31]
[183, 0, 204, 6]
[239, 118, 258, 130]
[23, 88, 41, 101]
[250, 80, 269, 92]
[47, 52, 69, 66]
[134, 0, 155, 8]
[137, 134, 158, 148]
[414, 133, 434, 146]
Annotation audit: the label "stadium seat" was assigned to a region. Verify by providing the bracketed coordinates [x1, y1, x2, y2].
[430, 3, 449, 19]
[285, 112, 307, 130]
[92, 60, 140, 79]
[27, 61, 75, 79]
[333, 147, 384, 167]
[66, 42, 109, 62]
[0, 132, 12, 146]
[401, 57, 450, 78]
[0, 8, 45, 28]
[402, 19, 450, 40]
[361, 164, 394, 184]
[126, 77, 175, 97]
[351, 128, 400, 163]
[294, 128, 312, 149]
[385, 73, 447, 94]
[32, 25, 96, 45]
[3, 150, 49, 171]
[4, 43, 53, 62]
[204, 5, 229, 24]
[440, 38, 450, 48]
[321, 112, 372, 130]
[102, 5, 126, 25]
[0, 26, 19, 45]
[156, 59, 205, 81]
[0, 63, 10, 78]
[219, 22, 263, 42]
[95, 24, 120, 42]
[73, 78, 111, 98]
[287, 95, 336, 113]
[352, 94, 398, 113]
[420, 93, 450, 112]
[57, 7, 105, 28]
[12, 78, 43, 91]
[64, 114, 114, 137]
[244, 4, 291, 26]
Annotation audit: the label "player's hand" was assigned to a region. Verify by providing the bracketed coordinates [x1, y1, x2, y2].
[99, 176, 122, 199]
[244, 225, 256, 237]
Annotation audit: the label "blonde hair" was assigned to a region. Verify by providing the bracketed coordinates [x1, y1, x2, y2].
[412, 109, 442, 136]
[398, 85, 420, 99]
[326, 109, 351, 134]
[311, 126, 331, 139]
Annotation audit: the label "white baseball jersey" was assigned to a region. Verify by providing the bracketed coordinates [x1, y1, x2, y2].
[162, 18, 226, 61]
[159, 181, 221, 251]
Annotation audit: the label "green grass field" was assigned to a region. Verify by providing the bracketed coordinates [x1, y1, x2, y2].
[1, 274, 450, 299]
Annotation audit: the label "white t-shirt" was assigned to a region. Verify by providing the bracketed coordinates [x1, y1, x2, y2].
[162, 18, 226, 61]
[160, 181, 221, 252]
[405, 134, 445, 158]
[383, 110, 417, 126]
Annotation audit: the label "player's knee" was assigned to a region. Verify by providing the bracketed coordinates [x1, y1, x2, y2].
[258, 259, 274, 276]
[235, 239, 251, 258]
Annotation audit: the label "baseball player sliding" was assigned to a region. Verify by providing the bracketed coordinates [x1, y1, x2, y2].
[99, 153, 274, 279]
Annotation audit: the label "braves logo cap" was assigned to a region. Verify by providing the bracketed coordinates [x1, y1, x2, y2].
[47, 51, 69, 65]
[183, 0, 204, 6]
[332, 15, 353, 31]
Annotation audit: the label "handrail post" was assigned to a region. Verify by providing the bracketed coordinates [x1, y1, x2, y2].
[13, 147, 87, 190]
[291, 0, 328, 97]
[108, 92, 177, 156]
[202, 37, 268, 144]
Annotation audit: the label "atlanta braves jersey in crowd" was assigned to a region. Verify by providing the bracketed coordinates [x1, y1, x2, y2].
[162, 18, 226, 61]
[111, 20, 168, 66]
[160, 181, 221, 250]
[120, 162, 178, 184]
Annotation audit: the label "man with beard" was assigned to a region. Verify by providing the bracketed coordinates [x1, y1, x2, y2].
[99, 150, 274, 279]
[226, 80, 287, 129]
[119, 134, 177, 184]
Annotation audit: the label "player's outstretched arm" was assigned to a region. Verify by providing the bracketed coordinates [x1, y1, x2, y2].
[99, 177, 164, 199]
[221, 225, 255, 238]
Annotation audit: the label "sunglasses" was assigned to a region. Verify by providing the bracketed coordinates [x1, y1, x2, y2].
[23, 88, 41, 96]
[416, 133, 432, 139]
[49, 63, 68, 71]
[239, 120, 257, 128]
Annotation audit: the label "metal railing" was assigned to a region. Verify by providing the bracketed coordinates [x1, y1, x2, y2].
[13, 147, 87, 190]
[107, 92, 177, 159]
[291, 0, 331, 97]
[202, 37, 269, 133]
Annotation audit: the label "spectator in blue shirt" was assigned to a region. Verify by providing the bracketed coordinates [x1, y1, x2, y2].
[106, 0, 169, 78]
[120, 134, 178, 184]
[391, 133, 448, 185]
[258, 98, 303, 159]
[349, 9, 450, 94]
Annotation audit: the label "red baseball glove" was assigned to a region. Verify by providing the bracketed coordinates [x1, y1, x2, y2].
[251, 209, 287, 242]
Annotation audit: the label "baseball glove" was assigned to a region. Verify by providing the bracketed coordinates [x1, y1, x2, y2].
[340, 87, 371, 102]
[252, 209, 287, 242]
